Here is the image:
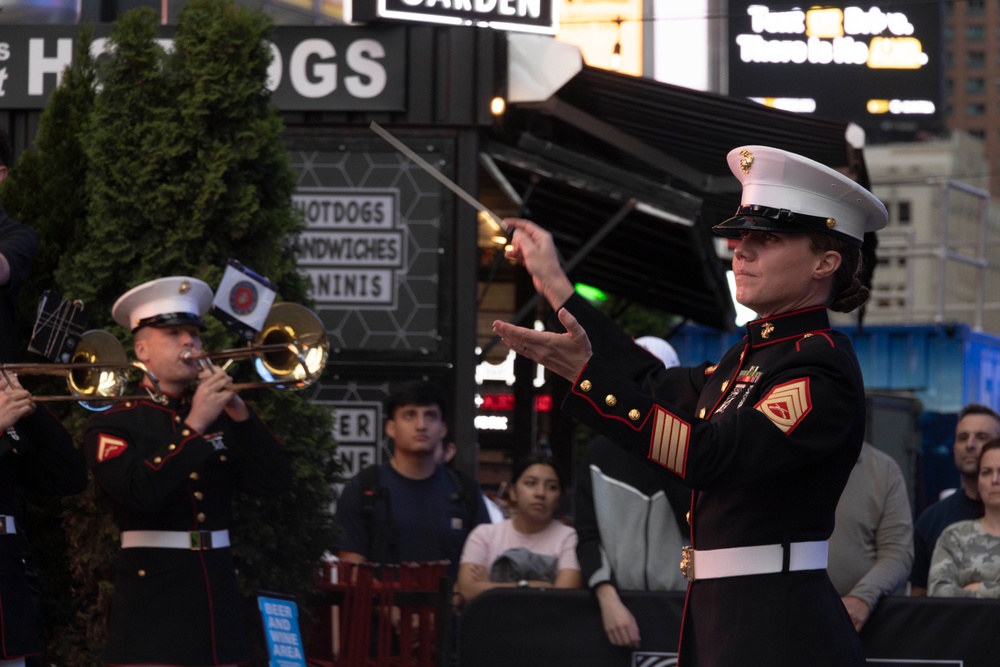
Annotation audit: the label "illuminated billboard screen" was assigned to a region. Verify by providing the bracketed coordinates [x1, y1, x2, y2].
[0, 0, 80, 23]
[727, 0, 942, 135]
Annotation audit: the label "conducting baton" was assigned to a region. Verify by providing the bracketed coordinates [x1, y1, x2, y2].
[369, 121, 508, 234]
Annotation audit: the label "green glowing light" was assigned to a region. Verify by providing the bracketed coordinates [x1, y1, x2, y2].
[574, 283, 608, 302]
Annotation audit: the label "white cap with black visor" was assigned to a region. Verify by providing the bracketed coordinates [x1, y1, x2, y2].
[112, 276, 214, 333]
[712, 145, 888, 248]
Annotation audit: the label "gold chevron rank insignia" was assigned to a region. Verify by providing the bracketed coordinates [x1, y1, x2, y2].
[755, 379, 811, 434]
[649, 406, 691, 477]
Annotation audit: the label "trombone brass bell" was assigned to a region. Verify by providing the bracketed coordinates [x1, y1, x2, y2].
[252, 303, 328, 387]
[181, 303, 329, 392]
[69, 330, 132, 410]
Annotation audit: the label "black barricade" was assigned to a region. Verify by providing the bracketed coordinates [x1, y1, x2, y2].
[458, 589, 1000, 667]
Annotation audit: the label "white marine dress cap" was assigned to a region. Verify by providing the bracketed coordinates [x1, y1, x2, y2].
[712, 145, 888, 247]
[112, 276, 214, 332]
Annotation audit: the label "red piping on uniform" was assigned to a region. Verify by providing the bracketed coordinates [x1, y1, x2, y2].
[570, 383, 656, 432]
[188, 487, 220, 665]
[142, 407, 198, 470]
[752, 304, 826, 324]
[247, 404, 286, 447]
[199, 550, 219, 664]
[795, 331, 834, 351]
[676, 488, 697, 662]
[678, 581, 692, 660]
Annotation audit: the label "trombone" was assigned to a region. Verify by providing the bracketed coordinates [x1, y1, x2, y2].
[0, 302, 329, 410]
[0, 330, 161, 411]
[181, 302, 329, 391]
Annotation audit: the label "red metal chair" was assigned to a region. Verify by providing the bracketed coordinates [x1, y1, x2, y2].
[306, 560, 450, 667]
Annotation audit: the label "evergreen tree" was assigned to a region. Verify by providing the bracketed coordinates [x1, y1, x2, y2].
[2, 3, 339, 664]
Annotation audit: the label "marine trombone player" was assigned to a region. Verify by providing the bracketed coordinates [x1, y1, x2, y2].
[83, 276, 291, 667]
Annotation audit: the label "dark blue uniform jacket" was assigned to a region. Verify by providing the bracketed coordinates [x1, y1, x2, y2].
[563, 294, 866, 667]
[84, 392, 289, 666]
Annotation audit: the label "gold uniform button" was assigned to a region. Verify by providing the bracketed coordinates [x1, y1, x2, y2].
[605, 395, 617, 407]
[153, 457, 162, 465]
[197, 513, 206, 522]
[699, 408, 706, 418]
[189, 472, 200, 481]
[580, 380, 592, 392]
[125, 401, 134, 408]
[138, 569, 146, 577]
[194, 491, 204, 501]
[721, 380, 729, 392]
[181, 429, 191, 437]
[168, 444, 176, 451]
[174, 415, 183, 423]
[685, 511, 690, 524]
[219, 455, 227, 462]
[628, 409, 640, 421]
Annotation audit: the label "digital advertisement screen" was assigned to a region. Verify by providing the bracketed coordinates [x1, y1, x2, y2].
[727, 0, 942, 134]
[0, 0, 80, 23]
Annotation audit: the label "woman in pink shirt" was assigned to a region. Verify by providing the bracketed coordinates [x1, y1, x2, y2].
[457, 453, 581, 602]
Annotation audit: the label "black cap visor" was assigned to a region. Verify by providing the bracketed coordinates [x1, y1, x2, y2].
[713, 205, 861, 247]
[133, 312, 207, 333]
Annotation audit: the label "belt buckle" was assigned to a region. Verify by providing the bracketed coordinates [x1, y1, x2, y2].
[190, 530, 212, 550]
[680, 546, 695, 583]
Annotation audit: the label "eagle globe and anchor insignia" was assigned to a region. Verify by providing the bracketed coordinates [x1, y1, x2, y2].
[229, 280, 259, 316]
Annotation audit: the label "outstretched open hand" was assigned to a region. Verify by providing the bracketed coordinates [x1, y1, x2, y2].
[492, 307, 593, 382]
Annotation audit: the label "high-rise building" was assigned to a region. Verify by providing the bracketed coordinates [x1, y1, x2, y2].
[830, 133, 1000, 335]
[942, 0, 1000, 196]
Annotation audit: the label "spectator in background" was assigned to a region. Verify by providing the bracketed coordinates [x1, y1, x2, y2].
[828, 443, 913, 631]
[911, 404, 1000, 595]
[335, 380, 491, 580]
[575, 335, 690, 648]
[928, 438, 1000, 598]
[456, 452, 580, 603]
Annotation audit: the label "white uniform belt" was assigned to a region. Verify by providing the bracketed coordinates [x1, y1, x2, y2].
[121, 529, 230, 551]
[681, 540, 828, 582]
[0, 515, 16, 535]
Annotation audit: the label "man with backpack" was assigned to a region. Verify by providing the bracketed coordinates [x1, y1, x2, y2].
[334, 380, 491, 579]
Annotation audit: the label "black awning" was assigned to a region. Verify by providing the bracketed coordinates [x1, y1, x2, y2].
[490, 65, 867, 331]
[482, 138, 737, 331]
[543, 67, 863, 183]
